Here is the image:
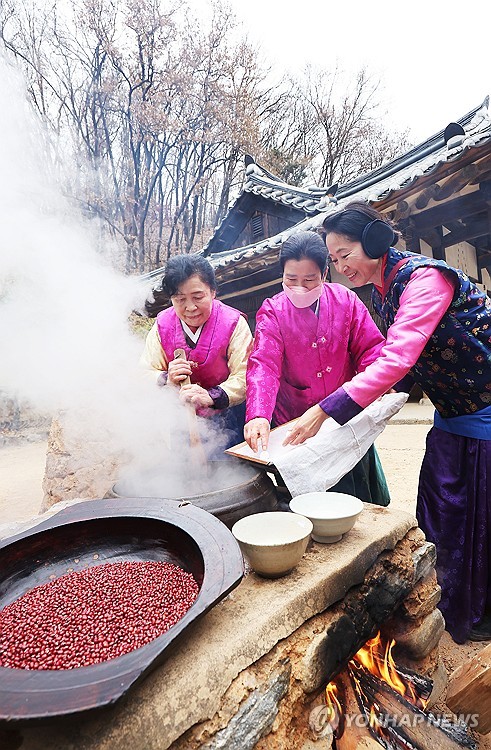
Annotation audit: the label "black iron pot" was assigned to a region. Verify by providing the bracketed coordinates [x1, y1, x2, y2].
[110, 458, 279, 528]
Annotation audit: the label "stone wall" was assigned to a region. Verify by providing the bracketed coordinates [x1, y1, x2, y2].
[41, 418, 125, 511]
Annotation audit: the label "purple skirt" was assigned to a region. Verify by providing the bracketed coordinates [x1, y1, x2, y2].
[417, 426, 491, 644]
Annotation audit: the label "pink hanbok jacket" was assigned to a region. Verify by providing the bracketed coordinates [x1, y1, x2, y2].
[246, 283, 385, 426]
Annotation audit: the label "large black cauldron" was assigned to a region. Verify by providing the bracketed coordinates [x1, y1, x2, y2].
[0, 497, 244, 723]
[110, 458, 279, 528]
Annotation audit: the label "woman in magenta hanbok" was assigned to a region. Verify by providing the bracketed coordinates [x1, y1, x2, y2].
[244, 231, 390, 505]
[141, 254, 252, 454]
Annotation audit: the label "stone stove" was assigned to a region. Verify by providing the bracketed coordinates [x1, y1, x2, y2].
[10, 504, 445, 750]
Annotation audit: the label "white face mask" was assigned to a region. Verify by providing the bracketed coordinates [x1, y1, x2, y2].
[282, 282, 323, 308]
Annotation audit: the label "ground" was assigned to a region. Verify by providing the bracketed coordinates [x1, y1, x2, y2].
[0, 401, 490, 747]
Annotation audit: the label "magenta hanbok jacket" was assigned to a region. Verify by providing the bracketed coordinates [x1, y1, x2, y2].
[157, 299, 241, 390]
[246, 283, 385, 426]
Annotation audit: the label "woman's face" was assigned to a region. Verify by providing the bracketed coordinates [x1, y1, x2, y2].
[326, 232, 381, 287]
[170, 274, 216, 331]
[282, 257, 324, 289]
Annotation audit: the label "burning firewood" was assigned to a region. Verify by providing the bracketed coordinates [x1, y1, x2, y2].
[326, 633, 476, 750]
[350, 662, 477, 750]
[334, 670, 383, 749]
[446, 642, 491, 734]
[354, 633, 431, 709]
[390, 663, 433, 706]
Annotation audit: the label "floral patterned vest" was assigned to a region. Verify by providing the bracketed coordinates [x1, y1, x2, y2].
[372, 249, 491, 417]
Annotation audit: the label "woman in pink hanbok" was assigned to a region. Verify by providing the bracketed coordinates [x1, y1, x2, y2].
[141, 254, 252, 454]
[244, 231, 390, 504]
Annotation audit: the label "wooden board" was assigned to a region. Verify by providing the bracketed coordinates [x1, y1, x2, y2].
[224, 419, 303, 469]
[446, 642, 491, 734]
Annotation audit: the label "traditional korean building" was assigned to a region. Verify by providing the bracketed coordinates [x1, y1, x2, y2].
[143, 96, 491, 330]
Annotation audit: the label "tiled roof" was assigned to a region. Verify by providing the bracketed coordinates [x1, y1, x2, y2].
[198, 162, 337, 258]
[241, 163, 334, 213]
[207, 97, 491, 279]
[140, 96, 491, 293]
[337, 97, 491, 202]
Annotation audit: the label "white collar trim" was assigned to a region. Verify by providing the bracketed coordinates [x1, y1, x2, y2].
[181, 321, 203, 343]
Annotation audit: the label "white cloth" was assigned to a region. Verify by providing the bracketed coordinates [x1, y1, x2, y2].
[273, 392, 408, 497]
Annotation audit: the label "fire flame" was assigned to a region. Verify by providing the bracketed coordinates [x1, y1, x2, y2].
[369, 703, 381, 730]
[352, 631, 421, 705]
[325, 632, 430, 745]
[324, 681, 342, 728]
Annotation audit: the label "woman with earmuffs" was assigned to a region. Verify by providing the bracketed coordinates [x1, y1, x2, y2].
[284, 200, 491, 645]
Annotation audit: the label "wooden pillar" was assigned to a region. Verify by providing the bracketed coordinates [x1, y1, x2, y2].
[428, 226, 446, 261]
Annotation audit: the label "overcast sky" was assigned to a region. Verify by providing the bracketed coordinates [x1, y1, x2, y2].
[216, 0, 490, 145]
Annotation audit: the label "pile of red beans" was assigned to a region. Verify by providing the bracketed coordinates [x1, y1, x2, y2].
[0, 560, 199, 670]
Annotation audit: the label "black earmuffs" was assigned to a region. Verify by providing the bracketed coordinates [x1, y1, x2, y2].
[361, 219, 396, 258]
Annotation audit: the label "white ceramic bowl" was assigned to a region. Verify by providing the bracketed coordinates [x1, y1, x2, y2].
[288, 492, 363, 543]
[231, 511, 313, 578]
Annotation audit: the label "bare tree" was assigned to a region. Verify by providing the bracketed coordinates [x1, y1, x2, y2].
[258, 65, 412, 188]
[0, 0, 267, 269]
[0, 0, 412, 274]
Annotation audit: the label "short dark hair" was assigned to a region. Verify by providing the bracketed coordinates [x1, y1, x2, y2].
[162, 254, 217, 297]
[279, 231, 328, 274]
[321, 201, 395, 244]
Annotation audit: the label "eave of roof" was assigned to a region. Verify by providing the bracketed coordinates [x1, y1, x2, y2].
[337, 97, 489, 199]
[201, 163, 337, 256]
[241, 165, 332, 213]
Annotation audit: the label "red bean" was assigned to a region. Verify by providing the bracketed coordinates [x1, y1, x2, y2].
[0, 561, 199, 670]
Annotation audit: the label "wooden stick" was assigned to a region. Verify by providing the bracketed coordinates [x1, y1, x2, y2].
[173, 349, 207, 468]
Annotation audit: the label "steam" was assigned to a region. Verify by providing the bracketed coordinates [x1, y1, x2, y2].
[0, 52, 230, 490]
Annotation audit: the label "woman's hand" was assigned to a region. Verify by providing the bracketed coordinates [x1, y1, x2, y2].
[244, 418, 270, 453]
[179, 384, 213, 409]
[167, 358, 193, 386]
[282, 405, 329, 446]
